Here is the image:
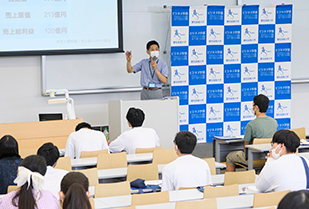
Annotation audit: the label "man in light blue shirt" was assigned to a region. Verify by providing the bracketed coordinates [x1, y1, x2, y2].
[125, 40, 169, 100]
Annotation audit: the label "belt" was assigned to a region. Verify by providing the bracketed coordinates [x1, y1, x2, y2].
[143, 87, 161, 90]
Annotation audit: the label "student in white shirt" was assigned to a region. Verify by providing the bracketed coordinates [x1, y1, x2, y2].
[37, 143, 68, 199]
[161, 131, 212, 191]
[109, 107, 160, 154]
[65, 122, 109, 159]
[256, 129, 309, 192]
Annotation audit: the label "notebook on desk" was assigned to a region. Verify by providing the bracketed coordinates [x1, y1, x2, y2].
[213, 135, 244, 140]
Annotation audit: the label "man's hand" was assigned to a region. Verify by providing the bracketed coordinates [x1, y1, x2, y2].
[151, 57, 157, 70]
[125, 51, 132, 62]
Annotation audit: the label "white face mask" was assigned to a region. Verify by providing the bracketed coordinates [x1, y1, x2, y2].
[150, 51, 159, 60]
[272, 144, 282, 159]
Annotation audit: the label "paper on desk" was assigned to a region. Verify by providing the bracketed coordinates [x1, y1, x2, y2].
[301, 139, 309, 145]
[213, 135, 243, 140]
[145, 180, 162, 185]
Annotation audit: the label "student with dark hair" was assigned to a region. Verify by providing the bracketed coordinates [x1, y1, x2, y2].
[0, 155, 59, 209]
[0, 135, 23, 194]
[37, 142, 68, 199]
[161, 131, 212, 191]
[226, 94, 278, 172]
[59, 172, 91, 209]
[109, 107, 160, 154]
[125, 40, 168, 100]
[65, 122, 109, 159]
[256, 129, 309, 192]
[277, 190, 309, 209]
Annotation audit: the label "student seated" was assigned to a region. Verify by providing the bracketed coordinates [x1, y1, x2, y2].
[37, 142, 68, 199]
[256, 130, 309, 192]
[0, 155, 59, 209]
[109, 107, 160, 154]
[59, 172, 91, 209]
[65, 122, 109, 159]
[161, 131, 212, 191]
[278, 190, 309, 209]
[0, 135, 23, 194]
[226, 94, 278, 172]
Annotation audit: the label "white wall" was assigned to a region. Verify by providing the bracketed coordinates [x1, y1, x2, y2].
[0, 0, 308, 135]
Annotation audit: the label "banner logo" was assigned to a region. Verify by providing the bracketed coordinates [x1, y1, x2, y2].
[209, 28, 220, 39]
[244, 28, 254, 38]
[227, 9, 238, 19]
[192, 88, 202, 98]
[192, 9, 203, 20]
[261, 46, 271, 56]
[260, 84, 271, 94]
[243, 66, 254, 76]
[226, 48, 237, 58]
[278, 27, 288, 37]
[191, 49, 202, 59]
[174, 29, 185, 40]
[174, 69, 185, 79]
[261, 8, 272, 18]
[226, 124, 237, 135]
[209, 68, 220, 78]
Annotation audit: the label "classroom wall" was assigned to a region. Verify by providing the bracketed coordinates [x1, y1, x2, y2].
[0, 0, 308, 134]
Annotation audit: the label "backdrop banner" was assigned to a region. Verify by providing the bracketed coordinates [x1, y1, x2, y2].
[170, 5, 292, 143]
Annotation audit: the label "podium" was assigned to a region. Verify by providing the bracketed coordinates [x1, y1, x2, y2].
[108, 97, 179, 149]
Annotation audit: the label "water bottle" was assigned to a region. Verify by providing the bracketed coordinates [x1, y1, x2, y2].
[103, 128, 109, 143]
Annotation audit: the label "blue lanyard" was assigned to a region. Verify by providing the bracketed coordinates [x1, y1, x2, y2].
[149, 59, 157, 80]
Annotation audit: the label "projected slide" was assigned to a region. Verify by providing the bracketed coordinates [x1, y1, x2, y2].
[0, 0, 122, 55]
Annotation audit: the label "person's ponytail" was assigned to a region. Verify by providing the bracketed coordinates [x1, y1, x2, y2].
[62, 183, 91, 209]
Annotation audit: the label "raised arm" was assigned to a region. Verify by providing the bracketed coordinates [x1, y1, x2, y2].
[125, 51, 135, 73]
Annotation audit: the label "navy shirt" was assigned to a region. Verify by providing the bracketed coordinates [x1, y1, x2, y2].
[0, 156, 22, 194]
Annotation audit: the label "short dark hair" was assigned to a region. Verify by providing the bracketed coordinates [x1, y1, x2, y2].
[253, 94, 269, 113]
[75, 122, 92, 132]
[173, 131, 197, 154]
[0, 135, 20, 159]
[37, 142, 60, 166]
[278, 190, 309, 209]
[271, 129, 300, 153]
[146, 40, 159, 51]
[126, 107, 145, 127]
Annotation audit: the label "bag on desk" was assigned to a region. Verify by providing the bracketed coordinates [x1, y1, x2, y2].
[130, 178, 146, 189]
[130, 178, 161, 194]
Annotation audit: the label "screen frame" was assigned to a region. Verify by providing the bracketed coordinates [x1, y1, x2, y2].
[0, 0, 123, 56]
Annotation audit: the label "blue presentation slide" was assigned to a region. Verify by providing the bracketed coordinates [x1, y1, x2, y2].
[0, 0, 119, 52]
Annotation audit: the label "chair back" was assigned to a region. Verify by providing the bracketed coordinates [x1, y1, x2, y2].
[131, 191, 169, 206]
[152, 149, 177, 164]
[55, 156, 72, 171]
[176, 198, 217, 209]
[224, 170, 256, 186]
[19, 148, 37, 158]
[290, 127, 306, 139]
[135, 146, 162, 154]
[89, 197, 95, 209]
[78, 168, 98, 187]
[253, 138, 272, 144]
[97, 152, 127, 169]
[204, 184, 239, 198]
[7, 185, 19, 193]
[202, 157, 216, 175]
[253, 190, 290, 208]
[127, 163, 159, 182]
[80, 149, 108, 158]
[95, 181, 131, 198]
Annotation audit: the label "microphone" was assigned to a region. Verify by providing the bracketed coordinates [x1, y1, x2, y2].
[152, 56, 157, 62]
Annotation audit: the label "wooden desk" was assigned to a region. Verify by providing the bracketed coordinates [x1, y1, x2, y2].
[94, 187, 257, 209]
[0, 119, 82, 149]
[71, 153, 226, 173]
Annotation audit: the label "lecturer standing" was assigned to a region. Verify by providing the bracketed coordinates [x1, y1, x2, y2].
[125, 40, 168, 100]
